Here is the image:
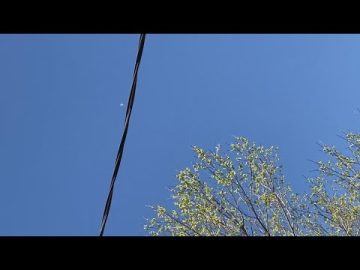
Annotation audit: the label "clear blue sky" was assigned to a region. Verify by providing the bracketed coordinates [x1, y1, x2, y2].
[1, 34, 360, 236]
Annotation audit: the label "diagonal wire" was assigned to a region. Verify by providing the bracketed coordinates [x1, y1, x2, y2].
[99, 33, 146, 236]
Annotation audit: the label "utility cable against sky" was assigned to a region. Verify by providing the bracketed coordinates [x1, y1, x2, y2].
[99, 34, 146, 236]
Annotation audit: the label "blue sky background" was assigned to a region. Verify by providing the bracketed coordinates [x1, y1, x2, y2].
[1, 34, 360, 236]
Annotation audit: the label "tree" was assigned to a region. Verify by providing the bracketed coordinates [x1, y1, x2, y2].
[144, 134, 360, 236]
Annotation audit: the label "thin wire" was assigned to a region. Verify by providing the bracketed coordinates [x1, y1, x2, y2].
[99, 34, 146, 236]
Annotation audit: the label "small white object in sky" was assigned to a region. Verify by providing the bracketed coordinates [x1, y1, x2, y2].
[120, 103, 124, 107]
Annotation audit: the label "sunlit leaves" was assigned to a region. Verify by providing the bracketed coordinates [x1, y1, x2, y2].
[145, 134, 360, 236]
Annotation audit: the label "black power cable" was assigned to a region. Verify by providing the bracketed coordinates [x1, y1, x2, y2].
[99, 34, 146, 236]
